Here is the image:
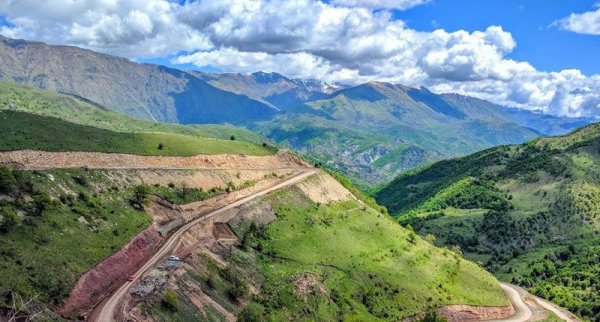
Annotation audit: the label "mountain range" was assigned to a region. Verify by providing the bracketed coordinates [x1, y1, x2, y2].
[0, 35, 593, 185]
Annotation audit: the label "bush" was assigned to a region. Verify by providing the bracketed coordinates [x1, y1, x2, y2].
[0, 166, 16, 194]
[131, 184, 150, 209]
[238, 303, 265, 322]
[162, 289, 179, 312]
[0, 206, 21, 233]
[230, 135, 236, 141]
[31, 192, 52, 216]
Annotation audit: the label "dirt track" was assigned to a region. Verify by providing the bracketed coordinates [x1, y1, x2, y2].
[0, 150, 307, 170]
[90, 169, 318, 322]
[490, 283, 579, 322]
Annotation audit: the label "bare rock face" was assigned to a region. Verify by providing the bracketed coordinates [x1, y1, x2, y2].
[56, 227, 164, 319]
[437, 304, 515, 322]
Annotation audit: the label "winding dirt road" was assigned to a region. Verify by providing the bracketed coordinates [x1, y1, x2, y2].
[90, 168, 317, 322]
[491, 283, 579, 322]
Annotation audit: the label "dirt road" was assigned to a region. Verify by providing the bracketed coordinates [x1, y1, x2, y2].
[491, 283, 579, 322]
[90, 168, 317, 322]
[490, 283, 532, 322]
[0, 150, 306, 170]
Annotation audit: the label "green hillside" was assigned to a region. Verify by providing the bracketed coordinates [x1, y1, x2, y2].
[0, 110, 273, 156]
[0, 166, 152, 310]
[0, 82, 269, 146]
[375, 123, 600, 321]
[144, 182, 507, 322]
[240, 187, 507, 320]
[0, 82, 275, 157]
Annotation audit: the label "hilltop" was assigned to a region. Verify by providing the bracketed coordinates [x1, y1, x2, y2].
[375, 122, 600, 321]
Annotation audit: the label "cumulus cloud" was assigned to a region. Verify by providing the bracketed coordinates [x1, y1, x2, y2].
[331, 0, 432, 10]
[0, 0, 599, 117]
[555, 4, 600, 35]
[0, 0, 212, 56]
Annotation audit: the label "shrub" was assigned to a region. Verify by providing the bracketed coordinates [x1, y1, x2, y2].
[0, 206, 21, 233]
[131, 184, 150, 209]
[0, 166, 16, 194]
[31, 193, 52, 216]
[238, 303, 265, 322]
[230, 135, 236, 141]
[162, 289, 179, 312]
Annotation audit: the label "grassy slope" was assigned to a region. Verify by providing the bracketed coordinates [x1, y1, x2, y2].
[0, 109, 273, 156]
[0, 167, 152, 309]
[375, 123, 600, 321]
[228, 185, 506, 321]
[0, 81, 271, 149]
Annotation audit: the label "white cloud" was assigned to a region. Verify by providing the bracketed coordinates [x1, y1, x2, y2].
[556, 4, 600, 35]
[0, 0, 599, 117]
[331, 0, 432, 10]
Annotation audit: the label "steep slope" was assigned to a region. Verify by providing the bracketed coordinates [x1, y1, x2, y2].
[191, 71, 342, 110]
[256, 82, 541, 185]
[375, 123, 600, 321]
[117, 171, 511, 322]
[0, 35, 275, 124]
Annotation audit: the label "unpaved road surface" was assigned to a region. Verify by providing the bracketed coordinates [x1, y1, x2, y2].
[91, 169, 317, 322]
[491, 283, 579, 322]
[0, 150, 306, 170]
[490, 283, 532, 322]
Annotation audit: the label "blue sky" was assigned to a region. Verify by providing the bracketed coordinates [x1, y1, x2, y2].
[1, 0, 599, 117]
[396, 0, 600, 74]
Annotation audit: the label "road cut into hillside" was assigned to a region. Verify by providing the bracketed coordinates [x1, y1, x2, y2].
[0, 149, 308, 170]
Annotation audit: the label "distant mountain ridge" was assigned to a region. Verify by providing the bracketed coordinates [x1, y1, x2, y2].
[190, 70, 343, 110]
[0, 35, 276, 124]
[256, 81, 594, 184]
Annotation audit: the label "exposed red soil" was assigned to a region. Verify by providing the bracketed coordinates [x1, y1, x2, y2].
[438, 304, 515, 321]
[56, 227, 164, 319]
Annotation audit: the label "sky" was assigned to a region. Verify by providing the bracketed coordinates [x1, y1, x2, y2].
[0, 0, 599, 118]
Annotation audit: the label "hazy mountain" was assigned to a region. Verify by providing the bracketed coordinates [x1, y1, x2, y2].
[375, 123, 600, 320]
[255, 82, 543, 184]
[0, 35, 276, 124]
[191, 70, 343, 109]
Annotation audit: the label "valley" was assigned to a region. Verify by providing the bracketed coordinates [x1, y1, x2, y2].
[0, 30, 595, 322]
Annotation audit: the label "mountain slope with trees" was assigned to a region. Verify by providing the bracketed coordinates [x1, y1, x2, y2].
[375, 123, 600, 321]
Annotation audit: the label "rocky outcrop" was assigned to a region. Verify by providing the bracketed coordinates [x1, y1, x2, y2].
[437, 304, 515, 321]
[56, 227, 164, 319]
